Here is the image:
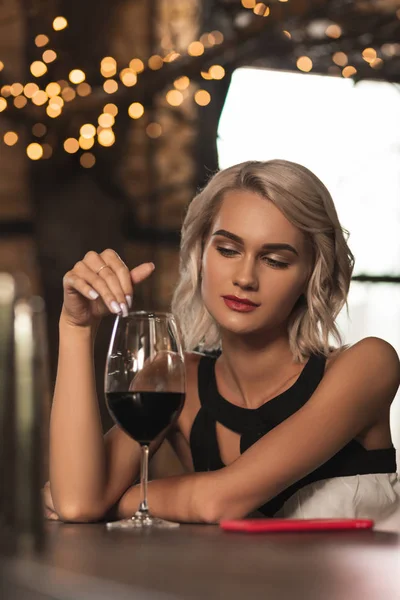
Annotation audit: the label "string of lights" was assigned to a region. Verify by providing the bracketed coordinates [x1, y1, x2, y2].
[1, 4, 400, 166]
[0, 15, 228, 166]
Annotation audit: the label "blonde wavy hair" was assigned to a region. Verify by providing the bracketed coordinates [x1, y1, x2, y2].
[171, 159, 355, 363]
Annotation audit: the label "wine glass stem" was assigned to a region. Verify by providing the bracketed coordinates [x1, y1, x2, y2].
[137, 444, 149, 517]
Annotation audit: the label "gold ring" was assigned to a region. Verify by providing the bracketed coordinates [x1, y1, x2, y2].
[96, 264, 109, 275]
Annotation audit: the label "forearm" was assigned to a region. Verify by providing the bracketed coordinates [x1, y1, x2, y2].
[114, 468, 242, 524]
[50, 316, 106, 519]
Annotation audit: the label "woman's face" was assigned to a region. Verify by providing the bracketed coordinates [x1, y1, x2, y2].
[201, 189, 312, 340]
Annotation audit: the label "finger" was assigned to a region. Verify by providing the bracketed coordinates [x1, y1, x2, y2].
[130, 262, 155, 285]
[65, 269, 121, 315]
[42, 483, 56, 512]
[45, 508, 60, 521]
[63, 270, 100, 301]
[82, 250, 131, 314]
[99, 249, 134, 309]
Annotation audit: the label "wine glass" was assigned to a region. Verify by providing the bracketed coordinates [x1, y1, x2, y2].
[104, 311, 185, 529]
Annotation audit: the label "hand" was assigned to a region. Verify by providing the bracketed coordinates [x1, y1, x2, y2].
[42, 481, 60, 521]
[61, 249, 155, 328]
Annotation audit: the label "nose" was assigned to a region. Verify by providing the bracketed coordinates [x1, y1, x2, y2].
[233, 256, 259, 291]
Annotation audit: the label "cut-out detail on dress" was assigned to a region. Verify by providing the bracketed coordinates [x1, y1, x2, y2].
[190, 354, 397, 517]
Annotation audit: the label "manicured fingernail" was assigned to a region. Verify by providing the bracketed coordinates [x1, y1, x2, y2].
[111, 301, 121, 314]
[89, 289, 99, 299]
[120, 303, 128, 317]
[125, 295, 132, 308]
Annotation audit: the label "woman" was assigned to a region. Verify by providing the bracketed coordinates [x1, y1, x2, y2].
[45, 159, 400, 526]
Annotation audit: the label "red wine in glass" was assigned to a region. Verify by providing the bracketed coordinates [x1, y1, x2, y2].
[105, 311, 185, 529]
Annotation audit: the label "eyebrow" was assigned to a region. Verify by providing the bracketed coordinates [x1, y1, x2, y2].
[212, 229, 299, 256]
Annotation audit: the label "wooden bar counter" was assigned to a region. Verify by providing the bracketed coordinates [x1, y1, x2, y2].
[1, 522, 400, 599]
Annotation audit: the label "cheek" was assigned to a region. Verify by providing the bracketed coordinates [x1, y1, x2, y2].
[270, 273, 307, 312]
[201, 249, 221, 282]
[201, 257, 214, 292]
[200, 251, 224, 306]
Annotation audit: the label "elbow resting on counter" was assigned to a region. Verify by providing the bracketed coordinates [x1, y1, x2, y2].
[55, 501, 108, 524]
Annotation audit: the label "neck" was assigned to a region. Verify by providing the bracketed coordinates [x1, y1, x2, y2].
[216, 327, 304, 409]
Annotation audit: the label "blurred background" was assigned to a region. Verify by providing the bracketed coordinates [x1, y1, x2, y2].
[0, 0, 399, 464]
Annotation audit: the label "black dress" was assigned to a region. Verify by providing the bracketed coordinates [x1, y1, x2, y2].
[189, 353, 397, 517]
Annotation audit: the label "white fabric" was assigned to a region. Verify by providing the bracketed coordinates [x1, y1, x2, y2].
[274, 473, 400, 531]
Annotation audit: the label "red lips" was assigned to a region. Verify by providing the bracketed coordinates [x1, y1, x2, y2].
[222, 296, 260, 313]
[222, 295, 259, 307]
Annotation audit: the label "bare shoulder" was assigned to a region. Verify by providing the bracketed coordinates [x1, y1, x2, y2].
[325, 337, 400, 405]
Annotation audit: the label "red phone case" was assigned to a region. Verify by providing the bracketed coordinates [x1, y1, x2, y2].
[220, 518, 374, 532]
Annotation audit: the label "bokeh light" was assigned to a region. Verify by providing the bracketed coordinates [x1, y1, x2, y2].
[35, 34, 49, 47]
[64, 138, 79, 153]
[49, 96, 64, 109]
[101, 57, 117, 78]
[209, 65, 225, 79]
[253, 3, 270, 17]
[166, 90, 183, 106]
[98, 113, 115, 128]
[362, 48, 377, 63]
[69, 69, 85, 84]
[194, 90, 211, 106]
[104, 103, 118, 116]
[129, 58, 144, 73]
[10, 83, 23, 96]
[103, 79, 118, 94]
[32, 123, 47, 137]
[30, 61, 47, 77]
[174, 76, 190, 90]
[297, 56, 313, 72]
[120, 68, 137, 86]
[77, 83, 92, 96]
[332, 52, 348, 67]
[61, 87, 76, 102]
[26, 143, 43, 160]
[188, 41, 204, 56]
[4, 131, 18, 146]
[146, 123, 162, 139]
[14, 96, 27, 108]
[53, 17, 68, 31]
[80, 153, 96, 168]
[98, 129, 115, 147]
[46, 82, 61, 97]
[43, 50, 57, 63]
[326, 24, 342, 39]
[79, 136, 95, 150]
[128, 102, 144, 119]
[148, 55, 163, 70]
[80, 124, 96, 139]
[342, 65, 357, 78]
[31, 91, 48, 106]
[46, 105, 62, 118]
[24, 83, 39, 98]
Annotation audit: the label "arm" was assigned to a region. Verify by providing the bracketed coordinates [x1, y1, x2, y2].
[50, 318, 107, 521]
[114, 337, 400, 524]
[50, 252, 156, 522]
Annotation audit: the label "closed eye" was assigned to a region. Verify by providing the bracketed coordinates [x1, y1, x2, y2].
[217, 247, 289, 269]
[262, 257, 289, 269]
[217, 247, 238, 257]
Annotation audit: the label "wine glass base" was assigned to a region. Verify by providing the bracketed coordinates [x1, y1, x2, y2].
[106, 513, 180, 530]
